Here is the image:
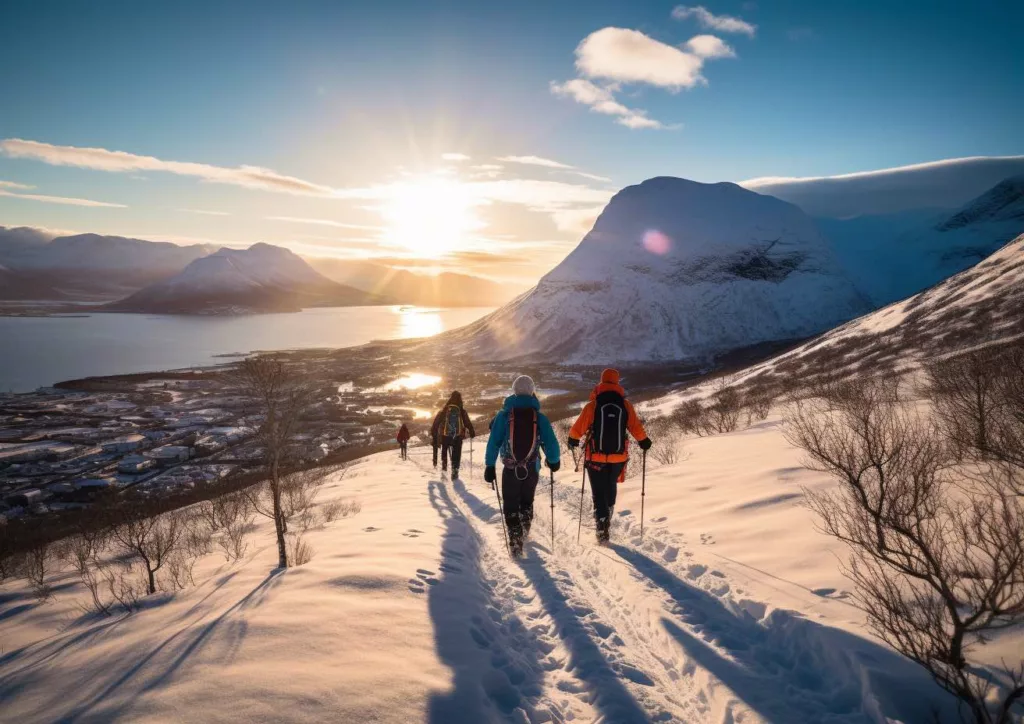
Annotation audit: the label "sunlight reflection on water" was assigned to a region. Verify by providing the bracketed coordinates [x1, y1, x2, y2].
[396, 306, 444, 339]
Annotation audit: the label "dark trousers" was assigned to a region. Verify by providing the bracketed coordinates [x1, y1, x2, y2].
[441, 436, 463, 472]
[398, 441, 407, 460]
[502, 465, 539, 544]
[587, 462, 624, 530]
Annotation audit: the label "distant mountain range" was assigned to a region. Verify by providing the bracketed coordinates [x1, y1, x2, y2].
[307, 257, 524, 308]
[106, 244, 383, 314]
[0, 227, 516, 311]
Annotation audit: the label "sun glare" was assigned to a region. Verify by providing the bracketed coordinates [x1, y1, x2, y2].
[382, 176, 484, 258]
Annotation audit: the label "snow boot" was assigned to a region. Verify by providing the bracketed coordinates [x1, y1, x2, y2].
[595, 517, 610, 545]
[451, 467, 459, 480]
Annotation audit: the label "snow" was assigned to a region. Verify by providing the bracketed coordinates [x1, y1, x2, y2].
[1, 417, 978, 723]
[449, 178, 869, 364]
[742, 155, 1024, 218]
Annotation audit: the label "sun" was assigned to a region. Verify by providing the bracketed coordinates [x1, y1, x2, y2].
[381, 176, 483, 258]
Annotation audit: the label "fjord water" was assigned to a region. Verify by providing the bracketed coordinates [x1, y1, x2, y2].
[0, 306, 493, 393]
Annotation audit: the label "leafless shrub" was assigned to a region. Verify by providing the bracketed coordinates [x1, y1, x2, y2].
[24, 541, 54, 602]
[286, 534, 314, 567]
[787, 376, 1024, 722]
[103, 564, 145, 611]
[321, 498, 361, 523]
[671, 399, 709, 436]
[108, 506, 186, 595]
[744, 388, 774, 424]
[215, 491, 256, 562]
[645, 417, 682, 465]
[925, 349, 1003, 459]
[707, 384, 742, 434]
[0, 550, 24, 584]
[65, 532, 112, 616]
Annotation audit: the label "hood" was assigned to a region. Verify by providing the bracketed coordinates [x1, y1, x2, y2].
[502, 394, 540, 411]
[590, 368, 626, 400]
[446, 391, 463, 408]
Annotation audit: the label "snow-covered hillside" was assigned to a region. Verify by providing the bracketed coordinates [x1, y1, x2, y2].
[447, 177, 869, 364]
[109, 243, 381, 314]
[0, 427, 969, 723]
[820, 177, 1024, 306]
[707, 232, 1024, 393]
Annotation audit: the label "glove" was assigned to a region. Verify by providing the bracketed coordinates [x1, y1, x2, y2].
[638, 438, 653, 451]
[546, 460, 560, 473]
[484, 466, 496, 484]
[567, 437, 580, 450]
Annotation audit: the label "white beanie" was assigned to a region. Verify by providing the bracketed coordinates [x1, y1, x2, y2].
[512, 375, 536, 396]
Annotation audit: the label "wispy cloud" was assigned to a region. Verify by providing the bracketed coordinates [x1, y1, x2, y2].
[0, 188, 126, 208]
[0, 180, 35, 190]
[672, 5, 756, 37]
[498, 155, 574, 169]
[181, 208, 230, 216]
[573, 171, 613, 183]
[441, 152, 471, 162]
[684, 35, 736, 59]
[266, 215, 384, 230]
[550, 78, 667, 130]
[0, 138, 337, 197]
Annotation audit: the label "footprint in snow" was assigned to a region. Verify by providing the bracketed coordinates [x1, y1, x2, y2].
[402, 530, 420, 538]
[699, 532, 716, 545]
[652, 516, 668, 523]
[363, 526, 381, 533]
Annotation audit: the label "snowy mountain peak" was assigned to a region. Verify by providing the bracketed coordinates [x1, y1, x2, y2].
[448, 176, 869, 364]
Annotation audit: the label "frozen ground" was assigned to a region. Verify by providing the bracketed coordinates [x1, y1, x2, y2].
[1, 416, 1005, 723]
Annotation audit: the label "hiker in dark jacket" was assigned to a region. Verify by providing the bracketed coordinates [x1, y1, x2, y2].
[431, 391, 475, 479]
[396, 423, 410, 461]
[485, 376, 560, 557]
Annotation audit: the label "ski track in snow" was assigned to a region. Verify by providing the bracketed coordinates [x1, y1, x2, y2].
[412, 452, 871, 724]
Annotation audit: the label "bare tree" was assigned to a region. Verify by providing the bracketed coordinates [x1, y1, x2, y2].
[671, 399, 709, 436]
[23, 539, 54, 602]
[64, 529, 112, 616]
[787, 377, 1024, 722]
[228, 356, 326, 569]
[744, 387, 774, 424]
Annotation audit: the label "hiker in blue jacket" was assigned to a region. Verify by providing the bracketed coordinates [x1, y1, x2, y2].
[485, 375, 560, 556]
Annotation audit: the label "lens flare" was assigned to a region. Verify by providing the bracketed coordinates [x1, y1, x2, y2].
[643, 229, 671, 255]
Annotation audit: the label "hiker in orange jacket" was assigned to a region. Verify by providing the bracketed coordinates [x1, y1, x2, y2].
[568, 369, 652, 544]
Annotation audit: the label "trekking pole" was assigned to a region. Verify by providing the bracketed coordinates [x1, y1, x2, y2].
[575, 433, 591, 545]
[549, 469, 556, 553]
[470, 438, 474, 481]
[640, 449, 648, 540]
[494, 475, 510, 557]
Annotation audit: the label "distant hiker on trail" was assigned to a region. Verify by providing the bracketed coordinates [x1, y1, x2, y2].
[484, 376, 560, 557]
[568, 369, 651, 545]
[396, 423, 410, 461]
[431, 391, 475, 480]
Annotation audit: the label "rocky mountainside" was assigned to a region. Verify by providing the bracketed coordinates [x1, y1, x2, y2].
[445, 177, 870, 364]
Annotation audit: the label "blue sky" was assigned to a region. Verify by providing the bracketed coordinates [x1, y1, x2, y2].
[0, 0, 1021, 280]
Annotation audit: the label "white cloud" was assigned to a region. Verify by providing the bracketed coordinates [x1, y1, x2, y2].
[473, 164, 503, 171]
[550, 78, 668, 130]
[575, 27, 709, 90]
[573, 171, 613, 183]
[266, 216, 384, 230]
[684, 34, 736, 59]
[497, 155, 575, 170]
[0, 138, 337, 197]
[0, 188, 126, 208]
[181, 208, 230, 216]
[672, 5, 756, 37]
[441, 153, 471, 162]
[0, 180, 35, 190]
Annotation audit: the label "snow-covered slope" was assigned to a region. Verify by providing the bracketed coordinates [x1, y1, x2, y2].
[819, 176, 1024, 306]
[447, 177, 869, 364]
[0, 431, 970, 723]
[719, 232, 1024, 392]
[743, 155, 1024, 218]
[109, 243, 382, 314]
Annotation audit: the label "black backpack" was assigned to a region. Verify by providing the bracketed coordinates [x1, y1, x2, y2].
[502, 407, 540, 477]
[591, 390, 628, 456]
